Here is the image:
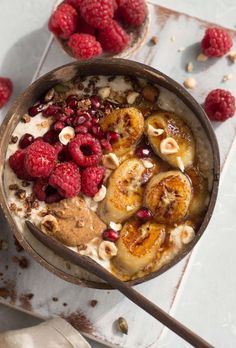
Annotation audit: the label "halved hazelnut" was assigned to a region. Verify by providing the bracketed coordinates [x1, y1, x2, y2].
[160, 137, 179, 154]
[98, 87, 111, 99]
[148, 124, 164, 137]
[142, 85, 159, 103]
[102, 153, 120, 170]
[41, 215, 59, 234]
[127, 92, 140, 104]
[59, 126, 75, 145]
[93, 185, 107, 202]
[98, 241, 118, 260]
[181, 226, 195, 244]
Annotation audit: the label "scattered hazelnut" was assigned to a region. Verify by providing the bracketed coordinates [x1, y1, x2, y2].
[160, 137, 179, 155]
[59, 126, 75, 145]
[102, 153, 120, 170]
[98, 87, 111, 99]
[93, 185, 107, 202]
[222, 74, 232, 82]
[98, 241, 117, 260]
[21, 114, 31, 123]
[196, 53, 208, 62]
[151, 36, 158, 45]
[183, 77, 196, 89]
[127, 91, 140, 104]
[147, 124, 164, 137]
[228, 51, 236, 63]
[142, 85, 159, 103]
[186, 62, 193, 73]
[117, 317, 128, 335]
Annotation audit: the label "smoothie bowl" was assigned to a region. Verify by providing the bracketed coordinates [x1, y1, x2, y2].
[0, 59, 220, 288]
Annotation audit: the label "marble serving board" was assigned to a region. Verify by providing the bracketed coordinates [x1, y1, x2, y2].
[1, 2, 236, 347]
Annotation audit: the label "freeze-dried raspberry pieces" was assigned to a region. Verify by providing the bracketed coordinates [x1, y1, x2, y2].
[80, 0, 114, 29]
[48, 3, 78, 39]
[119, 0, 146, 27]
[68, 133, 102, 167]
[24, 140, 57, 178]
[81, 165, 105, 197]
[98, 20, 129, 53]
[68, 33, 102, 60]
[9, 149, 32, 181]
[0, 77, 13, 108]
[49, 162, 81, 198]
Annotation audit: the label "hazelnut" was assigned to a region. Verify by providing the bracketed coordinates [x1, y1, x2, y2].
[147, 124, 164, 137]
[186, 62, 193, 73]
[228, 51, 236, 63]
[142, 85, 159, 102]
[41, 215, 59, 234]
[93, 185, 107, 202]
[109, 221, 122, 231]
[183, 77, 196, 89]
[102, 153, 120, 170]
[127, 92, 140, 104]
[98, 241, 117, 260]
[142, 160, 154, 169]
[160, 137, 179, 155]
[222, 74, 232, 82]
[98, 87, 111, 99]
[196, 53, 208, 62]
[59, 126, 75, 145]
[181, 226, 195, 244]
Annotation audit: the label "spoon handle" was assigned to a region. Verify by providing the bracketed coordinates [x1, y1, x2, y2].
[26, 221, 213, 348]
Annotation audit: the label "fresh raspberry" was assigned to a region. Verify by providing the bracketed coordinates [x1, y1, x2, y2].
[63, 0, 82, 10]
[0, 77, 13, 108]
[119, 0, 146, 26]
[201, 27, 233, 57]
[204, 89, 235, 121]
[81, 166, 105, 197]
[69, 133, 102, 167]
[68, 33, 102, 60]
[48, 4, 78, 39]
[113, 0, 118, 12]
[80, 0, 114, 29]
[33, 180, 62, 203]
[49, 162, 81, 198]
[98, 20, 129, 53]
[25, 140, 57, 178]
[9, 149, 32, 181]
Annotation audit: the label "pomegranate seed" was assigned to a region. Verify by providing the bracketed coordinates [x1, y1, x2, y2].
[83, 121, 92, 129]
[91, 95, 101, 109]
[54, 113, 67, 122]
[102, 229, 119, 242]
[91, 124, 104, 139]
[100, 139, 112, 152]
[42, 105, 61, 117]
[65, 117, 74, 126]
[107, 131, 119, 143]
[43, 130, 58, 144]
[28, 104, 44, 117]
[53, 121, 65, 132]
[135, 147, 151, 158]
[136, 207, 153, 221]
[19, 133, 34, 149]
[75, 125, 88, 134]
[64, 107, 74, 116]
[73, 115, 86, 126]
[66, 95, 78, 109]
[77, 111, 91, 120]
[91, 117, 99, 125]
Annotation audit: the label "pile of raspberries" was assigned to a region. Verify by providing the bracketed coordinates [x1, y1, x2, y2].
[48, 0, 147, 59]
[9, 94, 120, 203]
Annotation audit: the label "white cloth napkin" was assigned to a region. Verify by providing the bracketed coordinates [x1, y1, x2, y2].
[0, 317, 91, 348]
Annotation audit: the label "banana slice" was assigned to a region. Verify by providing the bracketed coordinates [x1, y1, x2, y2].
[100, 107, 144, 156]
[112, 220, 166, 276]
[98, 158, 155, 224]
[186, 166, 209, 216]
[145, 112, 195, 170]
[144, 170, 192, 224]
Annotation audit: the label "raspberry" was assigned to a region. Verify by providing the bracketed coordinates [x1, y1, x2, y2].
[69, 133, 102, 167]
[9, 149, 32, 181]
[81, 166, 105, 197]
[119, 0, 146, 27]
[48, 4, 78, 39]
[204, 89, 235, 121]
[63, 0, 82, 10]
[0, 77, 13, 108]
[98, 20, 129, 53]
[25, 140, 57, 178]
[68, 33, 102, 60]
[201, 27, 233, 57]
[80, 0, 113, 29]
[49, 162, 81, 198]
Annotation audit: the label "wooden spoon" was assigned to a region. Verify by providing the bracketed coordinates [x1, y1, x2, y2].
[26, 221, 213, 348]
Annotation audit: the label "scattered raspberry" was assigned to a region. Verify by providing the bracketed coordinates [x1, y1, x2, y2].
[9, 149, 32, 180]
[0, 77, 13, 108]
[48, 3, 78, 39]
[68, 33, 102, 60]
[25, 140, 57, 178]
[81, 166, 105, 197]
[69, 133, 102, 167]
[80, 0, 114, 29]
[204, 89, 235, 121]
[63, 0, 82, 10]
[49, 162, 81, 198]
[98, 20, 129, 53]
[201, 27, 233, 57]
[119, 0, 146, 27]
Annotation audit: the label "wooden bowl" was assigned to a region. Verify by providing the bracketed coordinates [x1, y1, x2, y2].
[0, 59, 220, 289]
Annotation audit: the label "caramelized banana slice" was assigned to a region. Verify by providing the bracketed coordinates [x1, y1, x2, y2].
[113, 220, 166, 276]
[100, 107, 144, 156]
[98, 158, 158, 224]
[145, 112, 195, 170]
[144, 170, 192, 224]
[186, 166, 209, 216]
